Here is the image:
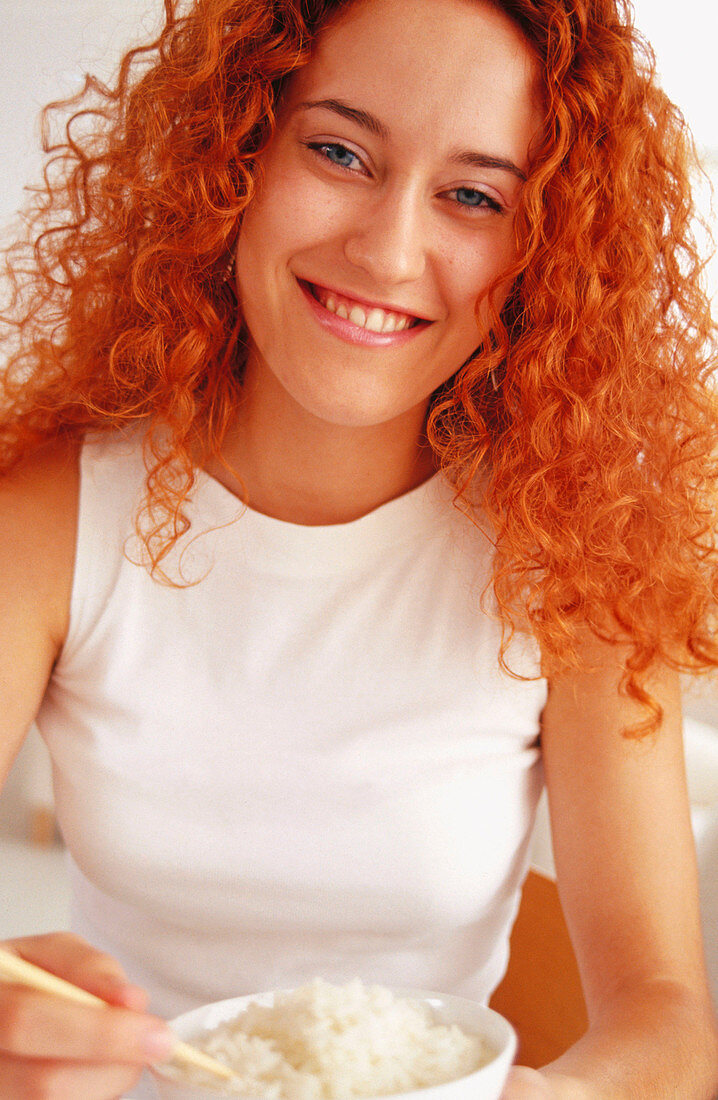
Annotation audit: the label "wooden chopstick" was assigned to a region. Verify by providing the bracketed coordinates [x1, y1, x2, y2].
[0, 945, 234, 1082]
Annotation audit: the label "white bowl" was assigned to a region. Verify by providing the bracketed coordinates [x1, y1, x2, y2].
[150, 986, 517, 1100]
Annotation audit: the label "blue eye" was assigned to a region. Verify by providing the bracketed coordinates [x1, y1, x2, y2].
[303, 141, 505, 216]
[306, 142, 363, 171]
[452, 187, 504, 214]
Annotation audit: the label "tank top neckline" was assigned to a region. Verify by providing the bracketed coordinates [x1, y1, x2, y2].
[197, 463, 446, 527]
[191, 464, 459, 576]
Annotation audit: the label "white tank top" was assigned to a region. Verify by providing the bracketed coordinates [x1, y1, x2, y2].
[37, 427, 546, 1029]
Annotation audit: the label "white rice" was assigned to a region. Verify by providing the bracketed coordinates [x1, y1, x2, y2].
[176, 979, 490, 1097]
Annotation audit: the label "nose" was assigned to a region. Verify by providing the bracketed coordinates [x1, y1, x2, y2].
[343, 179, 428, 286]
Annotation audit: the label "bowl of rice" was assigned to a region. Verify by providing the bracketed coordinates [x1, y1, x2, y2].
[150, 978, 517, 1100]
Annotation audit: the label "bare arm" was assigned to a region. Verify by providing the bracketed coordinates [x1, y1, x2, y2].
[0, 442, 174, 1097]
[505, 636, 718, 1099]
[0, 440, 78, 785]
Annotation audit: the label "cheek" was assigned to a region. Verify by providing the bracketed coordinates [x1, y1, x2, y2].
[234, 198, 294, 335]
[236, 194, 283, 277]
[448, 235, 518, 328]
[242, 155, 342, 252]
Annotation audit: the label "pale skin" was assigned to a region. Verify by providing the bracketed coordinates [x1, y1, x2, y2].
[0, 0, 717, 1096]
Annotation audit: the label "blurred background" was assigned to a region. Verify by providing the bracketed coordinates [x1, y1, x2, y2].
[1, 0, 717, 1009]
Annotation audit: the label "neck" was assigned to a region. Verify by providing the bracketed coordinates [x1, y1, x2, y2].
[207, 362, 438, 526]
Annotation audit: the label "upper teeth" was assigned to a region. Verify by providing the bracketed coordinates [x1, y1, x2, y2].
[316, 288, 415, 333]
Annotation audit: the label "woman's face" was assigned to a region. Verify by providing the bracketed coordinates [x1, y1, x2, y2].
[235, 0, 540, 431]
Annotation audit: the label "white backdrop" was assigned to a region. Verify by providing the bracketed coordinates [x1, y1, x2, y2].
[1, 0, 160, 230]
[630, 0, 718, 154]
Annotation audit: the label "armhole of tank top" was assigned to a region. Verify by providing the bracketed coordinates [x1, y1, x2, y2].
[59, 434, 141, 666]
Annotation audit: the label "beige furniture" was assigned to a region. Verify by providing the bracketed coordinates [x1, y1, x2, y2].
[489, 869, 588, 1069]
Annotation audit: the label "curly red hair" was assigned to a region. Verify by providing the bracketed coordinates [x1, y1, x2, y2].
[1, 0, 716, 732]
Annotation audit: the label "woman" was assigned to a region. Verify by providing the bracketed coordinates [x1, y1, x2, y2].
[0, 0, 717, 1096]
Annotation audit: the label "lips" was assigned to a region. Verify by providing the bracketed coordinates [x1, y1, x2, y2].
[299, 279, 429, 335]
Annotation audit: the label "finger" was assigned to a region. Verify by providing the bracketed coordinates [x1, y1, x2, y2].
[4, 934, 148, 1009]
[0, 986, 174, 1065]
[501, 1065, 557, 1097]
[0, 1053, 144, 1100]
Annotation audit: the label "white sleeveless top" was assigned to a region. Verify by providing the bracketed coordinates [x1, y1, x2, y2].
[37, 428, 546, 1031]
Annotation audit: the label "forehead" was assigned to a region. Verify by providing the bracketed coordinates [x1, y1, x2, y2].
[286, 0, 540, 161]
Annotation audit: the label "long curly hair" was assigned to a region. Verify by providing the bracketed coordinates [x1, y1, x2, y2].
[1, 0, 716, 733]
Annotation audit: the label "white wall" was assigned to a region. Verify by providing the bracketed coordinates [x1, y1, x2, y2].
[1, 0, 161, 236]
[631, 0, 718, 155]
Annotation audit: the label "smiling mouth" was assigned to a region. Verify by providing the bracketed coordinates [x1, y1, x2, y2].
[300, 280, 428, 334]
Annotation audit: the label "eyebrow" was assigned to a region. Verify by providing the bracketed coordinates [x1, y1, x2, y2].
[296, 97, 527, 182]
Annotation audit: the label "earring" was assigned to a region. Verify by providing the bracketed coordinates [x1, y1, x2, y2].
[221, 250, 236, 282]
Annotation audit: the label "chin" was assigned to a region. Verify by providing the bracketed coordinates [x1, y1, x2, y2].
[303, 398, 415, 430]
[280, 372, 421, 431]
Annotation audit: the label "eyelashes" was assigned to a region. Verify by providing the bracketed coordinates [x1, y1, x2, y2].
[302, 141, 506, 216]
[451, 186, 504, 214]
[309, 141, 362, 172]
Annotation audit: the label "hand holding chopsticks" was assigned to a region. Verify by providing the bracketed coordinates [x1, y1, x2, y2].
[0, 944, 233, 1082]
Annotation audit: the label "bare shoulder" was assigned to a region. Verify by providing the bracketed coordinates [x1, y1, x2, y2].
[0, 437, 80, 779]
[542, 629, 682, 741]
[0, 436, 81, 656]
